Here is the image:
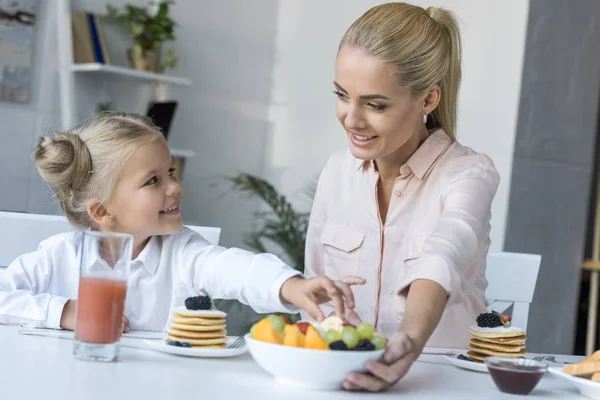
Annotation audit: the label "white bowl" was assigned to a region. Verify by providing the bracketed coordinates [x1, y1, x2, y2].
[245, 334, 385, 390]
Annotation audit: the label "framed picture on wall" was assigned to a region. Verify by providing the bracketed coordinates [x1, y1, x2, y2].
[0, 0, 38, 104]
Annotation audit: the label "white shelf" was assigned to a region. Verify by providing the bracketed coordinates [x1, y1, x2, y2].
[71, 63, 192, 86]
[170, 148, 196, 158]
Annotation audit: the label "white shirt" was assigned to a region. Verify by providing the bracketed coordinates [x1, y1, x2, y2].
[0, 227, 300, 331]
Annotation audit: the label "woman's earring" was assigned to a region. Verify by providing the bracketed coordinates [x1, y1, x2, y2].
[423, 114, 428, 124]
[109, 217, 114, 223]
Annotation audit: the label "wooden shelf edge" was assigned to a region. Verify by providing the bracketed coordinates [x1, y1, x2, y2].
[170, 148, 196, 158]
[582, 259, 600, 271]
[71, 63, 192, 86]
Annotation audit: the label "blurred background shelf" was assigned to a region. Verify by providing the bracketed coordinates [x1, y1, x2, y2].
[71, 63, 192, 86]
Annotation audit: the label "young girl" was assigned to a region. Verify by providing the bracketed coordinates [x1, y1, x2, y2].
[0, 112, 363, 332]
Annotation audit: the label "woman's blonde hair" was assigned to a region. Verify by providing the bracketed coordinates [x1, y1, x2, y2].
[34, 112, 164, 229]
[340, 2, 462, 140]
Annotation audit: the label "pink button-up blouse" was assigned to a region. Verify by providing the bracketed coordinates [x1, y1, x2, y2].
[303, 130, 501, 348]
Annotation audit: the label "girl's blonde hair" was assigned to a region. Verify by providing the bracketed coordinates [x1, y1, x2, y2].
[340, 2, 462, 140]
[35, 112, 164, 229]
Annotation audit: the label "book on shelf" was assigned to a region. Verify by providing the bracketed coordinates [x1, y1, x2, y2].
[71, 11, 111, 65]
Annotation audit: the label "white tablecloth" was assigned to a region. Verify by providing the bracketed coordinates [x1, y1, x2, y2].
[0, 326, 588, 399]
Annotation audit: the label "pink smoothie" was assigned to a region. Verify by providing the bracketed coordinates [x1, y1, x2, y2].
[75, 277, 127, 344]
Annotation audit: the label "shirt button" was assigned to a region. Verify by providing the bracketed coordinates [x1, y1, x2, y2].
[395, 190, 402, 197]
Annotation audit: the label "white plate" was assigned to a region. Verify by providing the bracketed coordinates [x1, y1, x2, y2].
[549, 367, 600, 399]
[444, 351, 488, 373]
[143, 336, 248, 358]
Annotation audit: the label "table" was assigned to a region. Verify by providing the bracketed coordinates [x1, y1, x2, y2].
[0, 326, 588, 399]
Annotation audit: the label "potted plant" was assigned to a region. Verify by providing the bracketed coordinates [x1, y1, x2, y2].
[228, 173, 313, 273]
[105, 0, 178, 73]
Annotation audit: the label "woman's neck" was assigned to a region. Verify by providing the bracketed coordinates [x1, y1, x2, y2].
[375, 127, 426, 184]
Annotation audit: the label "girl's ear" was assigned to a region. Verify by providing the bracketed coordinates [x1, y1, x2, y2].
[86, 199, 114, 227]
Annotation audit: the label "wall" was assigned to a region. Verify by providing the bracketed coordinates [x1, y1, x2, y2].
[504, 0, 600, 354]
[1, 1, 529, 251]
[0, 1, 61, 215]
[264, 0, 531, 252]
[0, 0, 281, 250]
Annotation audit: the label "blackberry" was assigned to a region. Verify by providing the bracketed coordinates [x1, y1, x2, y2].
[180, 342, 192, 348]
[457, 354, 471, 362]
[476, 312, 502, 328]
[329, 340, 348, 351]
[167, 341, 181, 347]
[354, 339, 376, 351]
[185, 295, 212, 310]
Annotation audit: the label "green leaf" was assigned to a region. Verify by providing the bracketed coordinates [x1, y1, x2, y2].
[132, 43, 143, 58]
[131, 23, 144, 37]
[228, 173, 314, 273]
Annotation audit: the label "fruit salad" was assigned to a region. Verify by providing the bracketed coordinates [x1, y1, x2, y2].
[250, 315, 387, 352]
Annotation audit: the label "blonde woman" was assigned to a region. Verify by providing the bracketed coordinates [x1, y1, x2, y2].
[304, 3, 500, 391]
[0, 113, 361, 332]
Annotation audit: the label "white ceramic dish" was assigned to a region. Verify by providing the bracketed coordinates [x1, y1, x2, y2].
[143, 336, 247, 358]
[549, 367, 600, 400]
[245, 334, 385, 390]
[444, 351, 488, 373]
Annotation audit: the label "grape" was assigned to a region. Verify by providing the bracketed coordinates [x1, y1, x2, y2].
[267, 315, 285, 333]
[356, 322, 375, 341]
[324, 330, 342, 345]
[371, 334, 387, 350]
[342, 326, 359, 349]
[250, 323, 257, 336]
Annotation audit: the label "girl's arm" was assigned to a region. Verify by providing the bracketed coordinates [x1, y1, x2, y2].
[0, 249, 70, 329]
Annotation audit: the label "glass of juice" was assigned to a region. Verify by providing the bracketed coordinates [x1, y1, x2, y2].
[73, 230, 133, 362]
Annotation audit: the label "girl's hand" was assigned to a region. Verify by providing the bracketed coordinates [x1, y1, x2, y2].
[60, 299, 130, 333]
[122, 314, 130, 333]
[280, 275, 366, 321]
[60, 299, 77, 330]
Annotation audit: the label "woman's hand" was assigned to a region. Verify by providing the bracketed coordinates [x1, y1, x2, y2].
[344, 331, 422, 392]
[280, 275, 366, 321]
[344, 280, 447, 392]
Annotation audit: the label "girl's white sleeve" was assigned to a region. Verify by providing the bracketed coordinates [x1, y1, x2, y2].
[176, 230, 301, 314]
[0, 249, 69, 329]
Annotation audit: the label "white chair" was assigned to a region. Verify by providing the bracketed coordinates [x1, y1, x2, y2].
[187, 225, 221, 248]
[0, 211, 73, 268]
[0, 211, 221, 267]
[485, 251, 541, 333]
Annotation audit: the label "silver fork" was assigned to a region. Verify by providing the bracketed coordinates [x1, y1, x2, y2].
[532, 355, 570, 364]
[228, 336, 246, 349]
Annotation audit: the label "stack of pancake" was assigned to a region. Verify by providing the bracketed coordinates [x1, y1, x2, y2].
[166, 307, 228, 348]
[467, 326, 526, 362]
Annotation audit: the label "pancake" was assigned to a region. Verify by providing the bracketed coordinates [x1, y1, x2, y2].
[167, 335, 227, 346]
[164, 340, 227, 349]
[170, 322, 226, 332]
[469, 326, 525, 339]
[466, 351, 486, 363]
[475, 335, 527, 346]
[467, 343, 525, 358]
[167, 327, 227, 339]
[172, 316, 225, 326]
[172, 307, 227, 320]
[469, 338, 525, 353]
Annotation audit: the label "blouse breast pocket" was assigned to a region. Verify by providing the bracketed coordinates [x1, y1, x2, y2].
[320, 222, 365, 280]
